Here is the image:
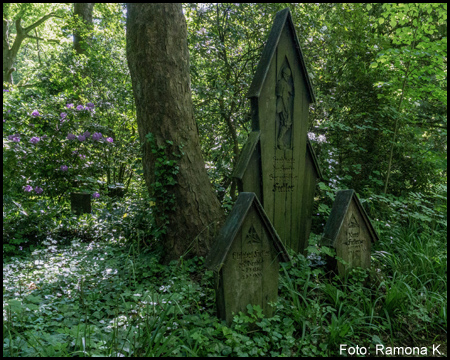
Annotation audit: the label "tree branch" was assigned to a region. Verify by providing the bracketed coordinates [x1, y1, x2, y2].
[22, 13, 57, 34]
[26, 34, 60, 43]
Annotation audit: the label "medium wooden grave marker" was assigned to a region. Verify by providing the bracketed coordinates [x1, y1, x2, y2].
[233, 8, 321, 254]
[321, 190, 379, 276]
[205, 192, 290, 325]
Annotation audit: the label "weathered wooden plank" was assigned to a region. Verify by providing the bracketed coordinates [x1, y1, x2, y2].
[301, 148, 316, 252]
[233, 131, 263, 202]
[259, 49, 278, 241]
[233, 131, 260, 180]
[294, 80, 309, 252]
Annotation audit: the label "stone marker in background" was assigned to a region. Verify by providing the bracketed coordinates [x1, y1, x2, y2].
[233, 8, 321, 254]
[321, 189, 379, 276]
[70, 192, 91, 215]
[107, 184, 125, 199]
[205, 192, 290, 325]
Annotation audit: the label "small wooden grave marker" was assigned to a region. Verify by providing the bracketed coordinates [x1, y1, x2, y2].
[233, 8, 321, 254]
[70, 192, 91, 215]
[321, 190, 379, 276]
[205, 192, 290, 325]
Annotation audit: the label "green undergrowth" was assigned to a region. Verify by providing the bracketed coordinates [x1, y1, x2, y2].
[3, 216, 447, 357]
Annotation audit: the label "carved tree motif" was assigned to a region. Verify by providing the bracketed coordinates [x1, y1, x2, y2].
[245, 224, 261, 245]
[347, 213, 360, 240]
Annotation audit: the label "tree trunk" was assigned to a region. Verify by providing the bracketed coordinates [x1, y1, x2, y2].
[126, 3, 224, 262]
[3, 19, 22, 84]
[73, 3, 94, 55]
[3, 20, 14, 84]
[3, 13, 58, 84]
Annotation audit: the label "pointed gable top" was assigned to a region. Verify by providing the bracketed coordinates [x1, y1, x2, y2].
[205, 192, 290, 272]
[247, 8, 316, 103]
[307, 138, 323, 180]
[322, 189, 379, 246]
[232, 131, 260, 180]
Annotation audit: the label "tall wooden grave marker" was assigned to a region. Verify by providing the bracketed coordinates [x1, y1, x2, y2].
[233, 8, 321, 253]
[205, 192, 290, 325]
[321, 190, 379, 276]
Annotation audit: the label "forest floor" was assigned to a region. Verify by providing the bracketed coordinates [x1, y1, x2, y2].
[3, 222, 447, 357]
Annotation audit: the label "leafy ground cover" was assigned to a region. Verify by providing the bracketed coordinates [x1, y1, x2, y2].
[3, 201, 447, 357]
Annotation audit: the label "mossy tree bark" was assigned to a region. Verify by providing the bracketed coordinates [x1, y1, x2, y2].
[126, 3, 224, 261]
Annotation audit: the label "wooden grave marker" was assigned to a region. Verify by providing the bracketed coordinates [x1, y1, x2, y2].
[205, 192, 290, 325]
[321, 190, 379, 276]
[233, 8, 322, 254]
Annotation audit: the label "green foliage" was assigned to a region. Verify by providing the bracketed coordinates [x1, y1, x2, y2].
[288, 3, 447, 196]
[185, 4, 285, 200]
[2, 183, 155, 256]
[3, 3, 140, 244]
[5, 216, 445, 357]
[3, 89, 119, 198]
[145, 133, 183, 239]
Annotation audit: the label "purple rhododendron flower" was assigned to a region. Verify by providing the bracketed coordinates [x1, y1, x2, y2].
[67, 133, 77, 140]
[3, 119, 5, 123]
[67, 103, 74, 108]
[60, 112, 67, 119]
[79, 154, 86, 159]
[30, 137, 40, 144]
[60, 165, 68, 171]
[13, 137, 20, 142]
[31, 110, 40, 117]
[92, 132, 102, 141]
[78, 135, 86, 142]
[76, 105, 84, 111]
[34, 186, 43, 194]
[106, 137, 113, 143]
[24, 185, 33, 192]
[3, 89, 9, 92]
[92, 192, 100, 198]
[86, 102, 95, 109]
[83, 131, 91, 138]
